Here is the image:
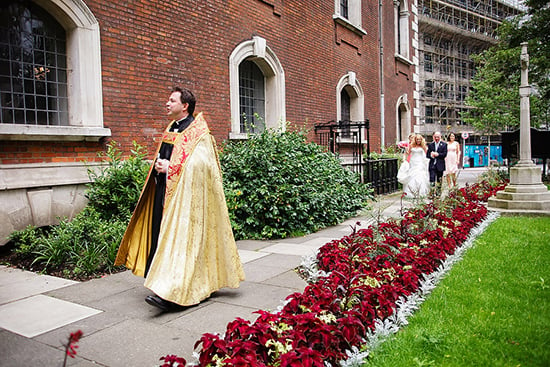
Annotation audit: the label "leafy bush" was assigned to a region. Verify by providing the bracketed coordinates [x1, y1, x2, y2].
[368, 143, 403, 161]
[220, 127, 373, 239]
[86, 141, 150, 221]
[478, 165, 509, 186]
[9, 207, 127, 278]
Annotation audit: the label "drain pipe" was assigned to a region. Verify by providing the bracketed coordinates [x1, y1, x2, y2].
[379, 0, 385, 151]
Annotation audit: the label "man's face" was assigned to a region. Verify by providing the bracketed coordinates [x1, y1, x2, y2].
[166, 91, 187, 120]
[433, 133, 441, 143]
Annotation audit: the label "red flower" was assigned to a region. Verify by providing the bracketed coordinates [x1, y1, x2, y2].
[63, 330, 83, 366]
[160, 354, 187, 367]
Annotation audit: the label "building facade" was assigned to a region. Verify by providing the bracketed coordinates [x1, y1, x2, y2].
[415, 0, 523, 166]
[0, 0, 417, 244]
[380, 0, 418, 145]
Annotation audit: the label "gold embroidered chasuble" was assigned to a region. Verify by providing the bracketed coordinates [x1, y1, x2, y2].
[115, 112, 245, 306]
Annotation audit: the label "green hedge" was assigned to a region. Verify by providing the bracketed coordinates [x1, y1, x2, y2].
[220, 128, 373, 239]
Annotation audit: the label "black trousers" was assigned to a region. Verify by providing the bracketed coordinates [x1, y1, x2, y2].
[144, 174, 165, 277]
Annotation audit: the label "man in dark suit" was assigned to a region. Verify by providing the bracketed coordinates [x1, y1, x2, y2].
[426, 131, 447, 185]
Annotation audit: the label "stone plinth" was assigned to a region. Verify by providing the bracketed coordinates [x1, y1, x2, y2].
[510, 164, 545, 185]
[488, 165, 550, 215]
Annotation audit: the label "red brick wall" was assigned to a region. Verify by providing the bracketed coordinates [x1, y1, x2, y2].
[1, 0, 396, 164]
[0, 141, 104, 165]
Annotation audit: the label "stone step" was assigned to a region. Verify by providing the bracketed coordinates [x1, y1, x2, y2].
[488, 197, 550, 211]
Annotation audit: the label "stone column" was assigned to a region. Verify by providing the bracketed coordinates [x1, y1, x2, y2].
[488, 43, 550, 214]
[518, 42, 533, 166]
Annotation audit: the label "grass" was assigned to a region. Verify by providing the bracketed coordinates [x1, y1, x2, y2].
[364, 216, 550, 367]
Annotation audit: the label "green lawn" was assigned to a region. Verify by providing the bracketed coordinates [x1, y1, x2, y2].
[365, 216, 550, 367]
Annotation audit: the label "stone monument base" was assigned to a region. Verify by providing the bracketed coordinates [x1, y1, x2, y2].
[488, 165, 550, 215]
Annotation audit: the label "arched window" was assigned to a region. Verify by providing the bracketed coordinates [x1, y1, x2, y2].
[229, 36, 285, 139]
[1, 1, 68, 125]
[239, 59, 265, 134]
[0, 0, 108, 141]
[336, 71, 365, 140]
[336, 72, 364, 122]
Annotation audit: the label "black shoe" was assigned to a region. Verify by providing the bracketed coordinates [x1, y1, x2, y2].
[145, 295, 178, 311]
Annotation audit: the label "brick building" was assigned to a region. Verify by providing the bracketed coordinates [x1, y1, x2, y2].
[0, 0, 416, 244]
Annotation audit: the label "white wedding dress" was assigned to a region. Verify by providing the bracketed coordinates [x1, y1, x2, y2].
[399, 147, 430, 198]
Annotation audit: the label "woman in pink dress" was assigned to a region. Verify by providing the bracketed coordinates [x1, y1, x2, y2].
[444, 133, 461, 188]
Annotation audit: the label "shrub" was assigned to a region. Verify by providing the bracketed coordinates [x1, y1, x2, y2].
[9, 207, 127, 278]
[8, 142, 149, 279]
[219, 127, 374, 240]
[86, 140, 150, 221]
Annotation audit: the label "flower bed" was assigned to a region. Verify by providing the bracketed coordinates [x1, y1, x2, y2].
[165, 179, 507, 367]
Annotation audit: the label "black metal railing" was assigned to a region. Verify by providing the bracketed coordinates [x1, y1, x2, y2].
[314, 119, 399, 195]
[363, 158, 399, 195]
[314, 119, 370, 175]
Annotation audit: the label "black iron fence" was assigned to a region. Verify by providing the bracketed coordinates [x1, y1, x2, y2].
[362, 158, 398, 195]
[314, 120, 398, 195]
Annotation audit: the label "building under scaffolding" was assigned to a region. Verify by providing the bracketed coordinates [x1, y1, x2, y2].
[416, 0, 524, 144]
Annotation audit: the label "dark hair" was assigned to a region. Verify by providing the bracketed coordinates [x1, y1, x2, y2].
[172, 86, 196, 115]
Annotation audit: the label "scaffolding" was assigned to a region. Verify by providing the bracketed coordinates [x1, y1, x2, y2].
[417, 0, 523, 134]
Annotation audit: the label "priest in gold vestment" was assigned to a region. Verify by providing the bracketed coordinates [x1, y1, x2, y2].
[115, 87, 244, 310]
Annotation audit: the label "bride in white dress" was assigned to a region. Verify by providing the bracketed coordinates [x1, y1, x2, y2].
[399, 134, 430, 198]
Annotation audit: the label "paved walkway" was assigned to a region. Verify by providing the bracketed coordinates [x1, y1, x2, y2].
[0, 168, 487, 367]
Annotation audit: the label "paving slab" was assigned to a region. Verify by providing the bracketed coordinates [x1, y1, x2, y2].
[44, 272, 144, 306]
[166, 301, 259, 336]
[261, 269, 308, 290]
[236, 240, 272, 251]
[238, 248, 270, 263]
[33, 309, 129, 347]
[0, 329, 70, 367]
[246, 252, 303, 270]
[206, 281, 295, 312]
[243, 261, 294, 283]
[74, 318, 196, 367]
[0, 266, 77, 305]
[0, 295, 101, 338]
[260, 242, 320, 257]
[83, 285, 203, 322]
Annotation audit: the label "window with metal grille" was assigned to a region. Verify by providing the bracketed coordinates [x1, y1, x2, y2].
[0, 1, 68, 125]
[239, 60, 265, 134]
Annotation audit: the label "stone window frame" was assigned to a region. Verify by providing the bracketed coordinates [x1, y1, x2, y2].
[333, 0, 366, 35]
[394, 0, 411, 62]
[229, 36, 286, 140]
[335, 71, 365, 143]
[0, 0, 110, 142]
